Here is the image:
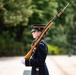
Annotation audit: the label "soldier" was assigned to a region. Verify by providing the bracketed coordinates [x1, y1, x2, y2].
[21, 24, 49, 75]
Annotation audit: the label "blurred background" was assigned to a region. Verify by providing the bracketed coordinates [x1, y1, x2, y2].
[0, 0, 76, 57]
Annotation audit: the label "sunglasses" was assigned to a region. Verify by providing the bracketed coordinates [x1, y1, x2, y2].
[31, 30, 37, 33]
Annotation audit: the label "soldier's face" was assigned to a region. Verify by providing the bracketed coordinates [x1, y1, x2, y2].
[32, 30, 41, 38]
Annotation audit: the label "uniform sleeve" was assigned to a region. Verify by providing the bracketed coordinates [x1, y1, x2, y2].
[25, 42, 48, 67]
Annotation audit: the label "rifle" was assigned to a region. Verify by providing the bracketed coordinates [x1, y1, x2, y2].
[24, 3, 69, 59]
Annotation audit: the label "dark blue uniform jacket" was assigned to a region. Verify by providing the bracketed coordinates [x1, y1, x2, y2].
[25, 40, 49, 75]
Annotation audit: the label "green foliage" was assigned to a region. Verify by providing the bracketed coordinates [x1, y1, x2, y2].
[46, 25, 68, 46]
[48, 44, 59, 55]
[0, 0, 33, 26]
[0, 31, 31, 56]
[0, 0, 75, 56]
[0, 0, 33, 56]
[67, 25, 76, 54]
[29, 0, 58, 24]
[47, 44, 66, 55]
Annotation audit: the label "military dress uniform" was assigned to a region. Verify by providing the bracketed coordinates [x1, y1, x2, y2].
[25, 39, 49, 75]
[24, 24, 49, 75]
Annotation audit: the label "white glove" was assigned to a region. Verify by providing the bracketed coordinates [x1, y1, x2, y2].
[21, 58, 25, 65]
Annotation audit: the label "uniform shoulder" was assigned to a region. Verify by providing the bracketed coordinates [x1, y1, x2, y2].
[39, 40, 46, 46]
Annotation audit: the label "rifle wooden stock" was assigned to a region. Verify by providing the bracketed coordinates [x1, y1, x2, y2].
[24, 3, 69, 59]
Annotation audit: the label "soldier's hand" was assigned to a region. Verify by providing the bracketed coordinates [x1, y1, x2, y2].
[34, 47, 36, 50]
[21, 58, 25, 65]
